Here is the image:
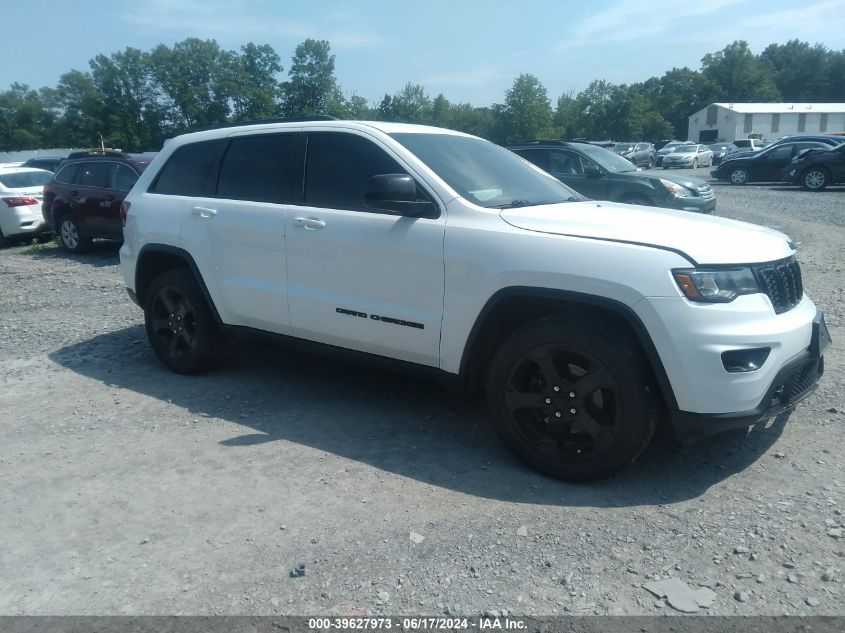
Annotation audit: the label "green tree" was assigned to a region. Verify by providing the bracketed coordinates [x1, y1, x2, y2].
[49, 70, 104, 147]
[280, 39, 343, 116]
[502, 74, 552, 142]
[701, 41, 780, 102]
[229, 43, 284, 121]
[0, 83, 46, 150]
[149, 38, 233, 130]
[761, 40, 833, 102]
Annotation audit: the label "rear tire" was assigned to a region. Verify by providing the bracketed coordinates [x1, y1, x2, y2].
[486, 317, 656, 482]
[801, 167, 829, 191]
[144, 269, 222, 374]
[58, 216, 92, 252]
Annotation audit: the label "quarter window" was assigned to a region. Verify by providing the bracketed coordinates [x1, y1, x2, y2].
[305, 132, 408, 211]
[151, 139, 226, 197]
[217, 134, 302, 204]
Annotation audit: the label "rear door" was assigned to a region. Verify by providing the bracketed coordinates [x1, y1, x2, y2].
[75, 161, 115, 234]
[178, 132, 303, 334]
[284, 130, 445, 366]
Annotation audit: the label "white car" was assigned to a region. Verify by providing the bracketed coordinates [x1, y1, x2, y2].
[0, 167, 53, 245]
[661, 144, 713, 169]
[119, 119, 829, 481]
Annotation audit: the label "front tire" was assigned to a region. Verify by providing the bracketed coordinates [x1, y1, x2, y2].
[802, 167, 829, 191]
[692, 159, 698, 169]
[486, 317, 656, 482]
[729, 167, 750, 185]
[144, 269, 222, 374]
[58, 216, 92, 252]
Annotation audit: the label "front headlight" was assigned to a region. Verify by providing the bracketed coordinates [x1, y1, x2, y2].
[672, 267, 759, 303]
[660, 178, 695, 198]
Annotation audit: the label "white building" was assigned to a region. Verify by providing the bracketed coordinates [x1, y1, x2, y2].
[687, 103, 845, 143]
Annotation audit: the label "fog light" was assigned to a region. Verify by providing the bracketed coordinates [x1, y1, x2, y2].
[722, 347, 771, 373]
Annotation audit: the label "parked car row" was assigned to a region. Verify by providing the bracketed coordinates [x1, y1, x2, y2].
[711, 135, 844, 190]
[611, 142, 656, 168]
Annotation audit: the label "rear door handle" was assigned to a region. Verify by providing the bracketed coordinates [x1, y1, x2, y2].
[293, 217, 326, 230]
[191, 206, 218, 218]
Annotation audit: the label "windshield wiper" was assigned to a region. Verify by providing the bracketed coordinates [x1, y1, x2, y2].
[490, 199, 533, 209]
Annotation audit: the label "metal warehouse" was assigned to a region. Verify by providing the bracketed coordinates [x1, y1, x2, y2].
[688, 103, 845, 143]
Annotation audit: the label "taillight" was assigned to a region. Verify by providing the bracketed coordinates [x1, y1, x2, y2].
[120, 200, 131, 227]
[3, 196, 38, 207]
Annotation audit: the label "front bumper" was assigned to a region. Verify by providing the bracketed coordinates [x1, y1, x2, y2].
[667, 308, 830, 441]
[663, 159, 695, 168]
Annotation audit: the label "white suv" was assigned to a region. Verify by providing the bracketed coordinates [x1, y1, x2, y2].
[119, 119, 830, 481]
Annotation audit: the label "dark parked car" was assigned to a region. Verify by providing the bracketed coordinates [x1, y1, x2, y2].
[42, 152, 154, 251]
[783, 142, 845, 191]
[21, 156, 66, 172]
[509, 140, 716, 213]
[711, 140, 833, 185]
[612, 142, 656, 168]
[709, 143, 738, 166]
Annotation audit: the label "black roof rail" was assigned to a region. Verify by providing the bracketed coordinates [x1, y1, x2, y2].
[66, 149, 130, 159]
[190, 115, 340, 133]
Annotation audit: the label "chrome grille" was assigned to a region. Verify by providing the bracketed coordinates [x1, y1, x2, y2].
[753, 257, 803, 314]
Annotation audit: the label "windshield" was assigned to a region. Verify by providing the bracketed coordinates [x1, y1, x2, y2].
[576, 144, 638, 173]
[674, 145, 697, 153]
[659, 142, 683, 152]
[710, 144, 731, 152]
[0, 171, 53, 189]
[390, 133, 580, 208]
[734, 140, 751, 148]
[613, 143, 635, 152]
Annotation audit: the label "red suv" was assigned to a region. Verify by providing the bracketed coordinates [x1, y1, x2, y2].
[42, 151, 154, 251]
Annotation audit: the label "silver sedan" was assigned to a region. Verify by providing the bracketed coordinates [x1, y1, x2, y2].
[661, 144, 713, 169]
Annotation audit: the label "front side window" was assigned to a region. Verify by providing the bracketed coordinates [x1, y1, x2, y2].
[305, 132, 409, 211]
[151, 139, 226, 197]
[514, 148, 549, 171]
[77, 162, 112, 188]
[550, 150, 584, 176]
[217, 134, 302, 204]
[391, 133, 579, 208]
[766, 145, 794, 160]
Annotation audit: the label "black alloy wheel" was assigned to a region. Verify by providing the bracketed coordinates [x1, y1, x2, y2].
[144, 269, 220, 373]
[487, 318, 656, 481]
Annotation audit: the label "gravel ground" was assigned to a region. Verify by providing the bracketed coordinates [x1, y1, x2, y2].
[0, 179, 843, 617]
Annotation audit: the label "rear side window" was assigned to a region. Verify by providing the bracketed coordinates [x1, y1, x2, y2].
[305, 132, 406, 211]
[150, 139, 226, 196]
[0, 171, 53, 189]
[514, 148, 550, 171]
[217, 133, 303, 204]
[55, 163, 79, 184]
[78, 162, 112, 188]
[112, 163, 139, 192]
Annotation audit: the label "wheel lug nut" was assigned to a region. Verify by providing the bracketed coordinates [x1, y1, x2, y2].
[545, 398, 552, 404]
[555, 411, 562, 418]
[570, 408, 577, 415]
[569, 392, 576, 398]
[553, 386, 560, 392]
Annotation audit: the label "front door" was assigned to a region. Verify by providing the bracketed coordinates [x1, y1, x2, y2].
[285, 131, 445, 367]
[550, 150, 609, 200]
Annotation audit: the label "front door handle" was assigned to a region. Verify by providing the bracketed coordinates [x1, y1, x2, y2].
[192, 206, 218, 218]
[293, 217, 326, 230]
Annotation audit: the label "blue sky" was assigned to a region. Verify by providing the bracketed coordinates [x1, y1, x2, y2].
[4, 0, 845, 106]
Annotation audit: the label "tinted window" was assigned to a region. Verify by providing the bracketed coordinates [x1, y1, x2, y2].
[151, 139, 226, 196]
[305, 133, 407, 211]
[0, 171, 53, 189]
[112, 163, 139, 191]
[766, 145, 794, 160]
[55, 163, 79, 184]
[217, 134, 302, 203]
[515, 148, 549, 171]
[78, 162, 112, 188]
[550, 150, 584, 175]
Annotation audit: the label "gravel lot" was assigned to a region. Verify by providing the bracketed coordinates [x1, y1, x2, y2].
[1, 175, 843, 617]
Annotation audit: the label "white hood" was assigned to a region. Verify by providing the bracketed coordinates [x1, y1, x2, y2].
[500, 201, 795, 265]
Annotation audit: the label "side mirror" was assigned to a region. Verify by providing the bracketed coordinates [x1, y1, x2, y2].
[584, 164, 604, 178]
[364, 174, 436, 217]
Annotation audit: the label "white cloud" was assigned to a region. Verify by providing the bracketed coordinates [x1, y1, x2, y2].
[123, 0, 389, 49]
[554, 0, 748, 51]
